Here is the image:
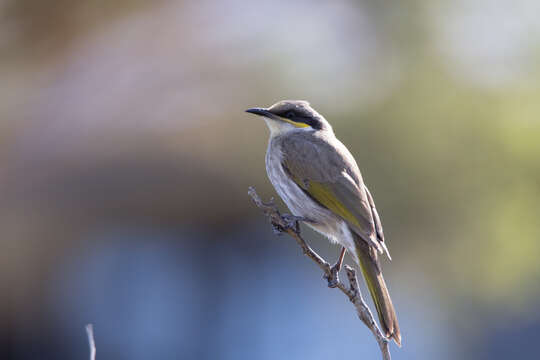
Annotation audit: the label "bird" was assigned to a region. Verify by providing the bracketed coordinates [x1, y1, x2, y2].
[246, 100, 401, 346]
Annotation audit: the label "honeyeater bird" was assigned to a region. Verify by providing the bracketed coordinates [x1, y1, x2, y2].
[246, 100, 401, 346]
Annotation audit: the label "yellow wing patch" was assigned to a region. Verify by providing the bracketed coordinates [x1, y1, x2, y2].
[285, 171, 363, 229]
[306, 181, 364, 228]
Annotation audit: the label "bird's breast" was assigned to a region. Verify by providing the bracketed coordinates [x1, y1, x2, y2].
[265, 142, 305, 216]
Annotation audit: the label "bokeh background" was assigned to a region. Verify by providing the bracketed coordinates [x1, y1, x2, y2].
[2, 1, 540, 359]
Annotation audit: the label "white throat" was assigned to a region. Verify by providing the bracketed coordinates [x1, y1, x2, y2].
[264, 118, 297, 136]
[264, 118, 313, 138]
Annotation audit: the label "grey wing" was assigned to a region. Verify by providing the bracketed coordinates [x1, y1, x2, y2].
[280, 132, 388, 255]
[364, 184, 390, 259]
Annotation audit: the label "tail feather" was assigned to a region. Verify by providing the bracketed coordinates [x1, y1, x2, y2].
[355, 237, 401, 346]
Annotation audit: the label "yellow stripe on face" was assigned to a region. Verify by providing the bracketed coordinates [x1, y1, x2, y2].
[282, 118, 310, 128]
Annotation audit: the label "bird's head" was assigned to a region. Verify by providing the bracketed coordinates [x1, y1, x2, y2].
[246, 100, 331, 136]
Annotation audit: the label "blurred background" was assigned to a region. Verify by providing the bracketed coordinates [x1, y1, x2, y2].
[2, 0, 540, 359]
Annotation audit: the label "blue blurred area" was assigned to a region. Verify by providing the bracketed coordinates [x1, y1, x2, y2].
[13, 225, 456, 360]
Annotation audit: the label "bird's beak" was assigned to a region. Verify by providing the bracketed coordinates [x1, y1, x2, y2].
[245, 107, 274, 118]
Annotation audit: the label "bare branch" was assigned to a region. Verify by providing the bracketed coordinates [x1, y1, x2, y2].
[85, 324, 96, 360]
[248, 186, 391, 360]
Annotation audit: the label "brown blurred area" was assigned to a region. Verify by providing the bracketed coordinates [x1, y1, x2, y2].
[1, 1, 540, 359]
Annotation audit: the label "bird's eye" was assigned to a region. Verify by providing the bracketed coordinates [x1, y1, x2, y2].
[286, 111, 295, 118]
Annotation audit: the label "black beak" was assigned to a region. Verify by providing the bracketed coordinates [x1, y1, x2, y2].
[245, 107, 273, 118]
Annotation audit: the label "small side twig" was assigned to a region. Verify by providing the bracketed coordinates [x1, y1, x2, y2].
[85, 324, 96, 360]
[248, 186, 391, 360]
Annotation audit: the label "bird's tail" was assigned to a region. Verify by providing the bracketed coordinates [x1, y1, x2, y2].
[355, 238, 401, 346]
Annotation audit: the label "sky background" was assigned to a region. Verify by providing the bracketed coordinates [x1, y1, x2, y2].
[2, 0, 540, 359]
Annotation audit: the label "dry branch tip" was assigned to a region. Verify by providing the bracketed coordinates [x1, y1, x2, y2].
[248, 186, 392, 360]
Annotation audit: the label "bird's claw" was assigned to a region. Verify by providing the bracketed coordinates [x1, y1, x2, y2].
[270, 214, 307, 235]
[281, 214, 308, 233]
[324, 266, 340, 288]
[271, 222, 284, 235]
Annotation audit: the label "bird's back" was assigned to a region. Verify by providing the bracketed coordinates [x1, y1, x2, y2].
[274, 129, 364, 186]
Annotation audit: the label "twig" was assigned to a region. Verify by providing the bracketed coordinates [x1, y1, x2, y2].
[85, 324, 96, 360]
[248, 186, 391, 360]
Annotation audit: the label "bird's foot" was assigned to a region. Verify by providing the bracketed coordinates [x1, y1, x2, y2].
[324, 264, 341, 288]
[324, 247, 346, 288]
[271, 222, 284, 235]
[281, 214, 309, 233]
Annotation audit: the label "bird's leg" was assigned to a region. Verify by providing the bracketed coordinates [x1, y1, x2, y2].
[333, 246, 347, 273]
[325, 247, 346, 288]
